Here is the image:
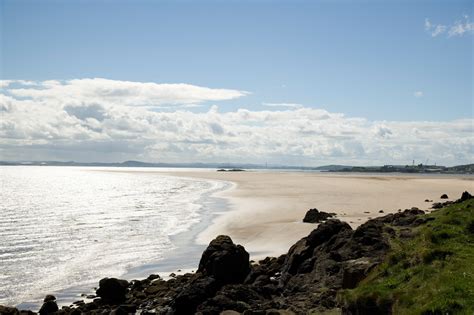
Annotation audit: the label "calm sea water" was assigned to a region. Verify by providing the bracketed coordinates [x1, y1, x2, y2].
[0, 166, 227, 308]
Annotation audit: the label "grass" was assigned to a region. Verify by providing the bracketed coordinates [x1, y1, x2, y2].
[340, 199, 474, 315]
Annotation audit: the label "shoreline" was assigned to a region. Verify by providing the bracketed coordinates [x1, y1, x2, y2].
[14, 171, 235, 310]
[160, 170, 473, 260]
[7, 193, 473, 314]
[9, 169, 473, 310]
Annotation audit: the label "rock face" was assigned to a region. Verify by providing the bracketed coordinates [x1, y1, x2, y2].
[198, 235, 250, 285]
[96, 278, 129, 304]
[302, 208, 336, 223]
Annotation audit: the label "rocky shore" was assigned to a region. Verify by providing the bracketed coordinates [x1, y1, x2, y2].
[2, 192, 472, 315]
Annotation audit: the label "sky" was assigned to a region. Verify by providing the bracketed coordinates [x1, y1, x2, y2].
[0, 0, 473, 166]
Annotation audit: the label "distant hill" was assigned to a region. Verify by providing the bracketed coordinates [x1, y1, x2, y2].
[0, 160, 472, 174]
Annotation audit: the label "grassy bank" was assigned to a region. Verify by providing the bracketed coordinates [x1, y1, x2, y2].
[341, 198, 474, 314]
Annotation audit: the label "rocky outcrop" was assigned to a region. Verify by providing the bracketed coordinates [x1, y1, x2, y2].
[96, 278, 129, 304]
[198, 235, 250, 285]
[302, 208, 336, 223]
[38, 295, 58, 315]
[460, 191, 472, 202]
[4, 195, 464, 315]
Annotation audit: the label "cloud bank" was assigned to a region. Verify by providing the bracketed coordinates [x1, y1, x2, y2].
[0, 79, 472, 166]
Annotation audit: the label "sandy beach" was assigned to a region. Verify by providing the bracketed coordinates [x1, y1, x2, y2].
[161, 171, 473, 259]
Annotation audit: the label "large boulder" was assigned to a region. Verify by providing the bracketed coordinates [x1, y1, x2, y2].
[198, 235, 251, 285]
[302, 208, 336, 223]
[96, 278, 129, 304]
[459, 191, 472, 202]
[39, 295, 58, 315]
[440, 194, 449, 199]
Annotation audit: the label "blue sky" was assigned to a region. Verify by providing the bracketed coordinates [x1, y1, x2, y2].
[2, 0, 472, 120]
[0, 0, 473, 165]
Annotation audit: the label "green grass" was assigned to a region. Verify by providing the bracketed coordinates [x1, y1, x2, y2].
[340, 199, 474, 315]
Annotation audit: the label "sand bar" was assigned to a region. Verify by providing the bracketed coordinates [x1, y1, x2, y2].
[161, 171, 473, 259]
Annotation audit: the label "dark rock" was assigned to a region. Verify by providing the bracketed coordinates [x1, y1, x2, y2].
[342, 258, 376, 289]
[198, 235, 250, 285]
[282, 220, 352, 276]
[378, 210, 384, 213]
[306, 220, 352, 248]
[440, 194, 449, 199]
[302, 208, 336, 223]
[110, 304, 137, 315]
[459, 191, 472, 202]
[96, 277, 129, 305]
[172, 276, 218, 314]
[0, 306, 20, 315]
[432, 202, 443, 209]
[375, 208, 425, 227]
[39, 300, 58, 315]
[147, 274, 160, 281]
[43, 295, 56, 303]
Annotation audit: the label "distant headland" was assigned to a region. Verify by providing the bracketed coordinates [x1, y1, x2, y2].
[0, 160, 472, 174]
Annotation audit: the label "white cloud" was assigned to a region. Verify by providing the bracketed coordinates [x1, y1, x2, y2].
[425, 15, 474, 38]
[414, 91, 423, 98]
[5, 78, 248, 108]
[448, 15, 474, 37]
[0, 79, 472, 166]
[262, 102, 303, 109]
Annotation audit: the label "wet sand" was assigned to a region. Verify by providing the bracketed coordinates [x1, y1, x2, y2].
[162, 171, 473, 259]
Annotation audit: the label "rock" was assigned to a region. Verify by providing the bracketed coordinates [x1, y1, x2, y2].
[39, 299, 58, 315]
[342, 258, 376, 289]
[173, 276, 219, 314]
[282, 220, 352, 276]
[110, 304, 137, 315]
[378, 210, 384, 213]
[96, 277, 129, 304]
[440, 194, 449, 199]
[306, 220, 352, 248]
[43, 295, 56, 303]
[147, 274, 160, 281]
[198, 235, 250, 285]
[459, 191, 472, 202]
[302, 208, 336, 223]
[432, 202, 443, 209]
[0, 306, 19, 315]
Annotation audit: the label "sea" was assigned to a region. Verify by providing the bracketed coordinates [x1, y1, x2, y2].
[0, 166, 231, 309]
